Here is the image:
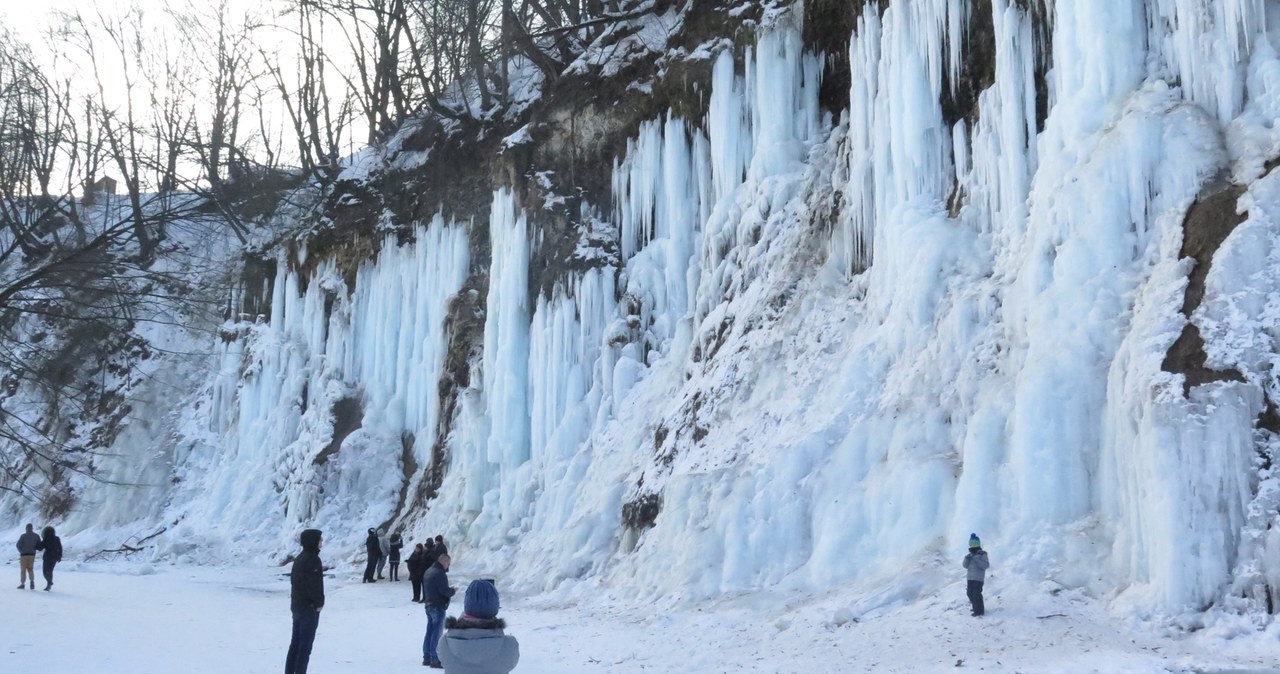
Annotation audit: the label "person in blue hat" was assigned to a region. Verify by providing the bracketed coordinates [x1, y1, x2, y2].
[438, 579, 520, 674]
[963, 533, 990, 616]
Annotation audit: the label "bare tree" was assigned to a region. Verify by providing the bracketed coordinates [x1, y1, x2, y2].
[171, 1, 265, 192]
[0, 21, 244, 507]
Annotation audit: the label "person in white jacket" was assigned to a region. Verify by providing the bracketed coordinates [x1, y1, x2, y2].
[439, 579, 519, 674]
[376, 528, 390, 579]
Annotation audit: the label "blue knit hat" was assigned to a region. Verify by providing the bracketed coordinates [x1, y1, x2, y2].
[969, 533, 981, 549]
[464, 579, 500, 619]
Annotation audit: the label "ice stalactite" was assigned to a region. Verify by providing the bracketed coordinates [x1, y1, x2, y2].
[344, 216, 471, 491]
[172, 216, 470, 553]
[831, 0, 959, 279]
[1147, 0, 1266, 123]
[477, 188, 533, 520]
[953, 0, 1036, 249]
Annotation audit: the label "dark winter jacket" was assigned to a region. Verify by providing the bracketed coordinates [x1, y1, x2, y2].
[423, 562, 456, 610]
[37, 531, 62, 563]
[389, 534, 403, 562]
[439, 617, 520, 674]
[423, 543, 439, 568]
[365, 530, 382, 559]
[963, 549, 990, 582]
[407, 549, 426, 579]
[291, 533, 325, 612]
[16, 531, 40, 556]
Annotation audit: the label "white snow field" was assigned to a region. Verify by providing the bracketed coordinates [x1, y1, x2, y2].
[4, 561, 1279, 674]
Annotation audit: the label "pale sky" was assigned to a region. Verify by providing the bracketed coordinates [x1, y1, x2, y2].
[1, 0, 368, 186]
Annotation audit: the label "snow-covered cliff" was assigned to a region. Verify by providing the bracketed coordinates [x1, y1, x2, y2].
[15, 0, 1280, 624]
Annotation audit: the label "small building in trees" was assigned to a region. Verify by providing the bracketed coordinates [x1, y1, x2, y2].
[82, 176, 117, 205]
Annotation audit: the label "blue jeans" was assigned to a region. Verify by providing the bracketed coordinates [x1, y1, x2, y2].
[286, 608, 321, 674]
[423, 605, 446, 663]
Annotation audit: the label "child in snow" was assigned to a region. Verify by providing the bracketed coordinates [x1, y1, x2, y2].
[963, 533, 990, 617]
[438, 579, 520, 674]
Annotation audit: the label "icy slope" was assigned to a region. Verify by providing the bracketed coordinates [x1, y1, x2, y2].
[28, 0, 1280, 629]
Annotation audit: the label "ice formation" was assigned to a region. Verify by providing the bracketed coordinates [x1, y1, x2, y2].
[26, 0, 1280, 620]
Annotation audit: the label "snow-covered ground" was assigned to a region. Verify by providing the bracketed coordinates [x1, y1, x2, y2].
[5, 561, 1279, 673]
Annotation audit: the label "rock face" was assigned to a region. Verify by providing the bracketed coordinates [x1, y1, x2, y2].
[15, 0, 1280, 619]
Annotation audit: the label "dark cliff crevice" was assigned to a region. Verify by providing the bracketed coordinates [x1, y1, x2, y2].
[1161, 177, 1248, 393]
[940, 0, 1052, 133]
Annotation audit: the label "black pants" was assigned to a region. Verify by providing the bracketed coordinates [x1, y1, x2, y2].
[410, 576, 422, 601]
[363, 556, 379, 582]
[967, 580, 985, 616]
[285, 608, 320, 674]
[389, 561, 400, 581]
[41, 558, 56, 588]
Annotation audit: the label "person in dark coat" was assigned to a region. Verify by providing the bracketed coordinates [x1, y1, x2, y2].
[388, 532, 404, 581]
[286, 529, 325, 674]
[363, 528, 381, 583]
[407, 543, 426, 602]
[421, 553, 456, 668]
[422, 538, 439, 568]
[36, 526, 62, 591]
[433, 534, 448, 559]
[439, 579, 520, 674]
[963, 533, 990, 617]
[15, 523, 40, 590]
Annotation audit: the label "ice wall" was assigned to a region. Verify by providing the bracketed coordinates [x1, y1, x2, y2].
[139, 215, 470, 555]
[54, 0, 1280, 621]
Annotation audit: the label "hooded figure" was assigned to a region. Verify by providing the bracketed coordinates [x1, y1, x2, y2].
[363, 528, 381, 583]
[962, 533, 990, 617]
[37, 526, 62, 591]
[286, 528, 325, 674]
[388, 532, 404, 581]
[438, 580, 520, 674]
[407, 543, 427, 602]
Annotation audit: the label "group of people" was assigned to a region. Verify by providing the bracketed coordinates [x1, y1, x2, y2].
[14, 523, 62, 591]
[286, 527, 519, 674]
[362, 528, 406, 582]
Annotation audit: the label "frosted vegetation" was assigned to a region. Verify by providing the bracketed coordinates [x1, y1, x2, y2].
[9, 0, 1280, 641]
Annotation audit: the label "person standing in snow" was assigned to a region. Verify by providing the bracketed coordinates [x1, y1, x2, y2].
[36, 526, 62, 591]
[377, 527, 390, 579]
[438, 579, 520, 674]
[388, 532, 404, 581]
[433, 534, 448, 559]
[286, 528, 325, 674]
[364, 528, 382, 583]
[422, 538, 439, 568]
[15, 523, 40, 590]
[407, 543, 427, 602]
[963, 533, 990, 617]
[422, 552, 457, 668]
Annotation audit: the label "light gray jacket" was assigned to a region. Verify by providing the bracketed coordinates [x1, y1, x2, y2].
[963, 550, 990, 582]
[439, 618, 520, 674]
